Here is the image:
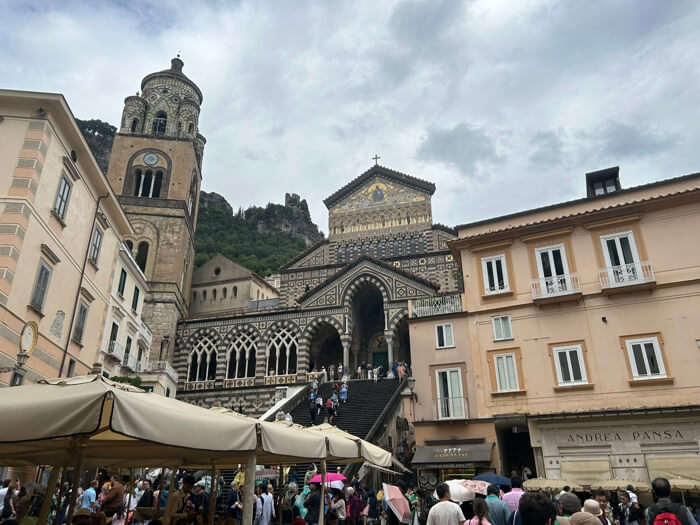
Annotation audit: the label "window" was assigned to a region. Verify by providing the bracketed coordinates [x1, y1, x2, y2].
[482, 254, 509, 294]
[102, 371, 110, 378]
[233, 286, 238, 298]
[435, 324, 454, 348]
[492, 315, 513, 341]
[72, 301, 89, 344]
[67, 358, 76, 378]
[130, 118, 138, 133]
[30, 261, 52, 312]
[117, 269, 127, 295]
[625, 337, 666, 379]
[131, 286, 140, 311]
[188, 123, 194, 134]
[601, 232, 641, 283]
[53, 174, 72, 220]
[166, 387, 171, 397]
[436, 369, 465, 419]
[89, 228, 103, 265]
[494, 353, 519, 392]
[125, 240, 133, 253]
[152, 111, 167, 134]
[109, 322, 119, 343]
[135, 242, 149, 273]
[212, 288, 217, 300]
[552, 344, 587, 386]
[123, 336, 132, 365]
[535, 244, 571, 293]
[593, 178, 618, 196]
[223, 287, 227, 298]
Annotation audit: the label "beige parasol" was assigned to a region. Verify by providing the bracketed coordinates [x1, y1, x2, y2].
[523, 478, 584, 492]
[589, 479, 652, 492]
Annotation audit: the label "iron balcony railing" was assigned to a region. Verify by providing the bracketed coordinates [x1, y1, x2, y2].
[599, 262, 654, 288]
[122, 351, 138, 372]
[104, 340, 124, 362]
[411, 294, 462, 318]
[145, 360, 179, 383]
[531, 273, 581, 300]
[433, 396, 468, 420]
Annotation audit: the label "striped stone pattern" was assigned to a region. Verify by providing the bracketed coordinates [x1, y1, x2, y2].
[0, 119, 52, 303]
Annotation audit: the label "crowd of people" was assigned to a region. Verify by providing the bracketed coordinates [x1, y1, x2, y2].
[307, 380, 349, 426]
[310, 361, 412, 384]
[423, 476, 700, 525]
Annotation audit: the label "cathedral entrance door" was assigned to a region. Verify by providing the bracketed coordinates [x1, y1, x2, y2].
[369, 332, 388, 371]
[308, 321, 343, 376]
[349, 280, 385, 374]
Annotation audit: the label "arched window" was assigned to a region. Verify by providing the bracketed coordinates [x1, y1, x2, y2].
[130, 118, 138, 133]
[418, 235, 425, 253]
[188, 123, 194, 134]
[410, 236, 417, 254]
[125, 240, 133, 253]
[203, 290, 207, 301]
[152, 170, 163, 198]
[266, 326, 298, 376]
[345, 245, 351, 262]
[233, 286, 238, 298]
[223, 287, 227, 299]
[135, 242, 149, 273]
[133, 169, 143, 196]
[152, 111, 167, 135]
[212, 288, 217, 300]
[187, 335, 218, 382]
[337, 247, 343, 263]
[177, 122, 182, 136]
[393, 239, 400, 257]
[227, 331, 257, 379]
[192, 291, 197, 303]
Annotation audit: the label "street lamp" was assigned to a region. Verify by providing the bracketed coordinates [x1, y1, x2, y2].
[0, 351, 29, 373]
[406, 376, 416, 396]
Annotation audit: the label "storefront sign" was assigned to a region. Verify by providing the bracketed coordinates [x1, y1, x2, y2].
[559, 429, 687, 445]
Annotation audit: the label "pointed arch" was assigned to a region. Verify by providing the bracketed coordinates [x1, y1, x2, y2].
[152, 111, 167, 134]
[263, 321, 301, 376]
[223, 325, 259, 379]
[186, 329, 221, 382]
[341, 273, 391, 309]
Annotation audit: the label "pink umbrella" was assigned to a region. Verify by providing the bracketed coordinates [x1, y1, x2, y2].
[462, 479, 490, 495]
[383, 483, 412, 524]
[309, 473, 346, 483]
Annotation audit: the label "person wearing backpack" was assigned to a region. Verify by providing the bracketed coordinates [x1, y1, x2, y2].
[645, 478, 697, 525]
[326, 396, 337, 424]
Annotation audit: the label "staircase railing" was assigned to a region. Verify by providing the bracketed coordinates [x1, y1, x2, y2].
[343, 378, 407, 478]
[262, 382, 312, 422]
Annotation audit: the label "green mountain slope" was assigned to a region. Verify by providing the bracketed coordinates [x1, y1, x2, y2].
[194, 191, 324, 276]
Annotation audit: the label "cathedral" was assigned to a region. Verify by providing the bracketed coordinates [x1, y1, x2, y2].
[106, 57, 459, 415]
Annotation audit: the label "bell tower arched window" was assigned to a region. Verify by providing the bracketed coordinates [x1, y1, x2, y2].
[135, 242, 149, 273]
[152, 111, 167, 135]
[188, 123, 194, 134]
[130, 118, 139, 133]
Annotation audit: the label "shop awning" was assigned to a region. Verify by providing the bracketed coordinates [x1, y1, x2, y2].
[412, 443, 493, 468]
[560, 458, 611, 485]
[646, 455, 700, 482]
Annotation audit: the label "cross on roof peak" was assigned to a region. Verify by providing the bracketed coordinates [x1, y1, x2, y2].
[372, 154, 380, 165]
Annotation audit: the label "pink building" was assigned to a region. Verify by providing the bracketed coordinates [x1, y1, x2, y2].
[407, 168, 700, 486]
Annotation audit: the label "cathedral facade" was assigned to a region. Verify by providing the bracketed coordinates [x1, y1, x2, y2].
[173, 165, 460, 414]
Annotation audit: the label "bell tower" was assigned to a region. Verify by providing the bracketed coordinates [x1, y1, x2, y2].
[106, 57, 205, 362]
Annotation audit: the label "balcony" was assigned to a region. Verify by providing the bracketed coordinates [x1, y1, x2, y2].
[144, 360, 179, 383]
[104, 340, 124, 362]
[122, 351, 138, 372]
[531, 273, 582, 304]
[599, 262, 655, 294]
[410, 294, 462, 318]
[433, 396, 468, 421]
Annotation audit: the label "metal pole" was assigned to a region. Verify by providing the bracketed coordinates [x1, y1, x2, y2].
[53, 467, 67, 525]
[207, 464, 217, 525]
[155, 466, 166, 514]
[278, 466, 284, 525]
[318, 459, 327, 525]
[125, 468, 134, 522]
[242, 453, 256, 525]
[164, 466, 179, 522]
[37, 467, 60, 525]
[65, 448, 85, 525]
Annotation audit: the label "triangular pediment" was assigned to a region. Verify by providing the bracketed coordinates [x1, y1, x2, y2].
[324, 165, 435, 210]
[298, 256, 438, 308]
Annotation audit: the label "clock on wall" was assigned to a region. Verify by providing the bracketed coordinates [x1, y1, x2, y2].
[20, 321, 38, 355]
[144, 153, 159, 165]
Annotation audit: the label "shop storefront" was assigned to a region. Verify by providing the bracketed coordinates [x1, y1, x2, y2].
[412, 442, 494, 488]
[528, 410, 700, 485]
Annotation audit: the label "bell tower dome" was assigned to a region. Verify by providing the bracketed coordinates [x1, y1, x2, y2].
[106, 57, 205, 363]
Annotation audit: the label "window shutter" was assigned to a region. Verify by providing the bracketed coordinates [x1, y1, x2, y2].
[32, 265, 50, 308]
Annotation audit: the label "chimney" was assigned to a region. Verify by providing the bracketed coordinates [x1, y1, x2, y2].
[586, 166, 621, 198]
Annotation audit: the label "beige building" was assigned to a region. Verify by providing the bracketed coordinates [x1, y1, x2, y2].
[188, 254, 279, 316]
[408, 168, 700, 486]
[0, 90, 132, 386]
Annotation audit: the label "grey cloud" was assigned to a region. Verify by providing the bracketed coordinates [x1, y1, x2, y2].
[591, 121, 680, 159]
[528, 130, 566, 168]
[416, 123, 502, 176]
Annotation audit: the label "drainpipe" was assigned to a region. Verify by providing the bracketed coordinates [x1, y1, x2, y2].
[58, 194, 109, 377]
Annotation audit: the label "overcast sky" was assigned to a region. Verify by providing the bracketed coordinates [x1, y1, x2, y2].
[3, 0, 700, 232]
